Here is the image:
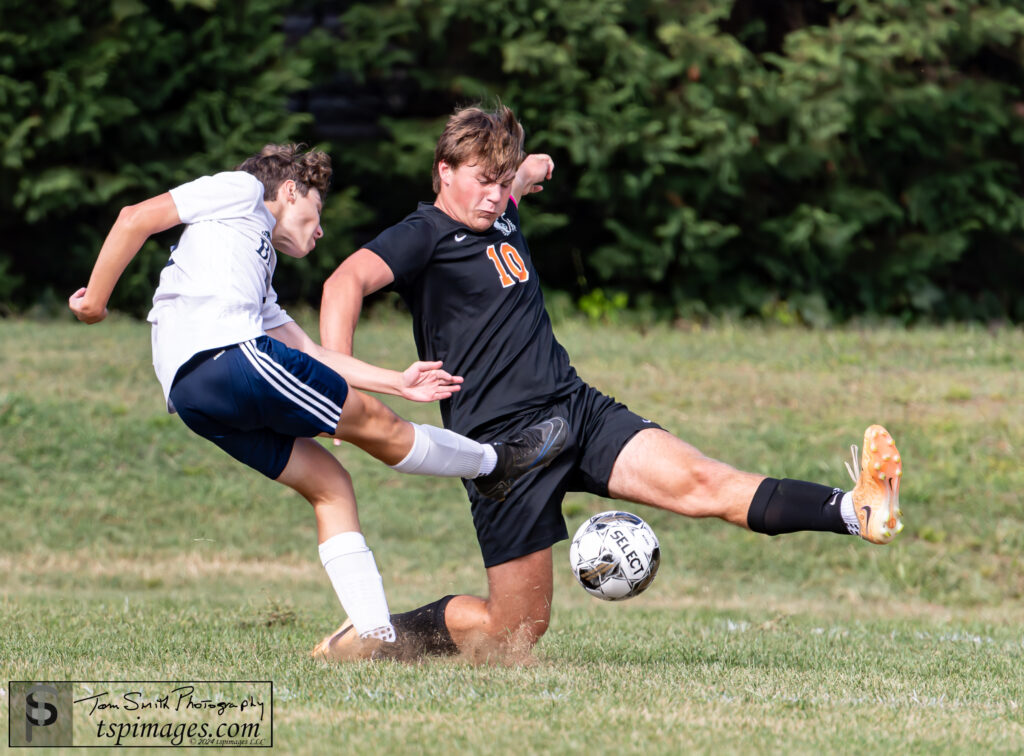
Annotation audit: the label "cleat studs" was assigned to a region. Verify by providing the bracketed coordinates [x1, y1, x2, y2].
[870, 443, 878, 452]
[894, 454, 900, 462]
[878, 472, 886, 480]
[874, 462, 882, 471]
[896, 468, 902, 477]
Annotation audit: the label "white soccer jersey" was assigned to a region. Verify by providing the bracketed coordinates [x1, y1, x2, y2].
[147, 171, 294, 412]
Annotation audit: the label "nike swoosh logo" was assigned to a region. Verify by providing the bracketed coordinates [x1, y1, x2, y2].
[861, 505, 872, 530]
[454, 233, 467, 242]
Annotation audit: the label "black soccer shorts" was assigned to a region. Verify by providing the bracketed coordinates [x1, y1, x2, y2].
[462, 383, 662, 568]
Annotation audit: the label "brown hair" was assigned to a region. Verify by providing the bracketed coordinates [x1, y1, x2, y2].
[237, 143, 331, 200]
[432, 103, 525, 193]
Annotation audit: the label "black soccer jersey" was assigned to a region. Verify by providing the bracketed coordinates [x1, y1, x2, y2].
[367, 200, 582, 435]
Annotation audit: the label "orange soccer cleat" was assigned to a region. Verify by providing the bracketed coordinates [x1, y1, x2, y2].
[845, 425, 904, 544]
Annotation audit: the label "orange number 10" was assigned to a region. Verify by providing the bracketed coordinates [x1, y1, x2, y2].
[485, 243, 529, 288]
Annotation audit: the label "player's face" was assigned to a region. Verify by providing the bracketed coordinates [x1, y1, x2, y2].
[436, 160, 515, 232]
[273, 185, 323, 258]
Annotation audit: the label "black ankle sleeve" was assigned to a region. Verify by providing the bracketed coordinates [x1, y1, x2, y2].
[747, 477, 781, 534]
[747, 478, 846, 536]
[390, 595, 459, 656]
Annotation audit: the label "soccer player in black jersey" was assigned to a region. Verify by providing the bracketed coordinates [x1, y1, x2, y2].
[313, 104, 906, 662]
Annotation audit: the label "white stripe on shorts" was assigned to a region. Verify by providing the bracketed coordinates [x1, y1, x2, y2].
[239, 339, 342, 430]
[242, 340, 344, 417]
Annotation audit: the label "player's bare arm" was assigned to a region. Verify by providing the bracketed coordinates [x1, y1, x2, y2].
[320, 248, 395, 355]
[68, 193, 181, 323]
[266, 320, 461, 402]
[511, 153, 554, 205]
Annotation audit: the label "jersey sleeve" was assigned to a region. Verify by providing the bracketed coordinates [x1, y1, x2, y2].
[261, 283, 293, 330]
[169, 172, 265, 224]
[364, 215, 436, 293]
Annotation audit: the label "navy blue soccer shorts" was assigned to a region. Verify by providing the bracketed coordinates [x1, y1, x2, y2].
[462, 383, 663, 568]
[168, 335, 349, 479]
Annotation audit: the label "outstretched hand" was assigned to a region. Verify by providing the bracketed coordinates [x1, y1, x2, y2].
[400, 361, 464, 402]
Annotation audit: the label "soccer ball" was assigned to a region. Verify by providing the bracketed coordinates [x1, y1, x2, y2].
[568, 511, 660, 601]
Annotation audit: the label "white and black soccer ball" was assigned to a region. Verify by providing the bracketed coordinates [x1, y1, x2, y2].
[568, 511, 660, 601]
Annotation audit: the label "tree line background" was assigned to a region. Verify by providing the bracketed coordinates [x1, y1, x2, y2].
[3, 0, 1023, 324]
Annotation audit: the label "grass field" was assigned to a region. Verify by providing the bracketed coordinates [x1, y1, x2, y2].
[2, 312, 1023, 754]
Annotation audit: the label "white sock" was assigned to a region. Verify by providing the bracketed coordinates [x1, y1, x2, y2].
[838, 491, 860, 536]
[389, 423, 496, 478]
[318, 532, 395, 641]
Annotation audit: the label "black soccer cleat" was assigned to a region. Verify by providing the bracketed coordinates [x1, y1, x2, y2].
[472, 417, 569, 502]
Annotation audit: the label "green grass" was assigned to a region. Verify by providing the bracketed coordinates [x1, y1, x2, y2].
[2, 312, 1023, 754]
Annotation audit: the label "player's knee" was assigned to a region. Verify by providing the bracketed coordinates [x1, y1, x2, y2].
[303, 466, 353, 509]
[489, 605, 550, 647]
[524, 615, 550, 643]
[505, 614, 549, 655]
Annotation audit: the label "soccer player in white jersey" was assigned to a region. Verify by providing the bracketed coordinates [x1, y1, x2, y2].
[68, 144, 567, 652]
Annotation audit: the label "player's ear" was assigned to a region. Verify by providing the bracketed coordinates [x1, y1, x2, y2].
[277, 179, 298, 204]
[438, 161, 453, 186]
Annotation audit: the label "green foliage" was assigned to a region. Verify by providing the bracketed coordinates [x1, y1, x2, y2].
[3, 1, 1024, 321]
[577, 287, 629, 323]
[0, 0, 323, 314]
[310, 0, 1024, 322]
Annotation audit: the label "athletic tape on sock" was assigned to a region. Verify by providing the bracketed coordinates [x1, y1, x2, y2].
[388, 423, 430, 473]
[390, 423, 487, 478]
[318, 531, 368, 561]
[360, 625, 397, 643]
[839, 491, 860, 536]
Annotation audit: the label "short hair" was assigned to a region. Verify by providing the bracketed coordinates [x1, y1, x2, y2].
[432, 103, 525, 193]
[237, 143, 331, 200]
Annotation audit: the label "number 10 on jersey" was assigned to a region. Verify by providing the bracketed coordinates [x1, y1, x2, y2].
[486, 243, 529, 288]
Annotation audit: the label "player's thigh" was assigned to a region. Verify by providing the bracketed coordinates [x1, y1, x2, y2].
[607, 428, 760, 523]
[485, 547, 554, 631]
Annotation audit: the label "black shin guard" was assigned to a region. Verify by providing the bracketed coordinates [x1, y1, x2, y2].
[747, 478, 847, 536]
[389, 595, 459, 658]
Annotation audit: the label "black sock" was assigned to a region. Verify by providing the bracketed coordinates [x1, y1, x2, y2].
[747, 478, 847, 536]
[390, 595, 459, 657]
